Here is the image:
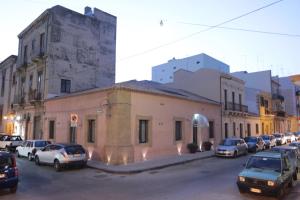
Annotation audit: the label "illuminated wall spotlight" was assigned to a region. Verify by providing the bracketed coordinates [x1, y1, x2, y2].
[142, 148, 148, 161]
[176, 143, 182, 155]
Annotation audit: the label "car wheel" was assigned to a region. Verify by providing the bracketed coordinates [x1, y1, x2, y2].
[35, 156, 40, 166]
[54, 160, 61, 172]
[233, 151, 238, 158]
[28, 153, 32, 161]
[9, 185, 18, 193]
[16, 150, 20, 158]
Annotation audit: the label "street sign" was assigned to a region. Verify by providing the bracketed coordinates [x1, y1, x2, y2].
[70, 114, 78, 127]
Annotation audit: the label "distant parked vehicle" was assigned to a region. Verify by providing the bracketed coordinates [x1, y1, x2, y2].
[0, 135, 23, 151]
[237, 151, 294, 198]
[35, 144, 87, 171]
[289, 141, 300, 150]
[215, 138, 248, 158]
[271, 146, 299, 180]
[273, 133, 286, 146]
[16, 140, 51, 161]
[285, 132, 296, 143]
[261, 135, 276, 149]
[244, 136, 265, 153]
[293, 132, 300, 141]
[0, 151, 18, 193]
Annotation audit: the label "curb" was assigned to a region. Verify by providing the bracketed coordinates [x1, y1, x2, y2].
[87, 154, 215, 174]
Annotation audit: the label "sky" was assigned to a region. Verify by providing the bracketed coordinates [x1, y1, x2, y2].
[0, 0, 299, 82]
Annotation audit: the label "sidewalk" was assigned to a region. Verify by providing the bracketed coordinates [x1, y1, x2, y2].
[87, 150, 215, 174]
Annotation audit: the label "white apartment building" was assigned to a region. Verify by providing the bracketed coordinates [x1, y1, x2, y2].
[152, 53, 230, 83]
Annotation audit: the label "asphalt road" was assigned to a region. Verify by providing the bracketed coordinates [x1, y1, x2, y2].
[0, 155, 299, 200]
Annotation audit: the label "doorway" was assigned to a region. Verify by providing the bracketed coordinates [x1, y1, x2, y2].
[70, 127, 76, 144]
[193, 126, 198, 144]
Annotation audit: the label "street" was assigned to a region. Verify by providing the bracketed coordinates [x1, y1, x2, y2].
[0, 155, 300, 200]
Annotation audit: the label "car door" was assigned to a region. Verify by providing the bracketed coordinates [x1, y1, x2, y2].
[38, 145, 52, 163]
[18, 141, 27, 156]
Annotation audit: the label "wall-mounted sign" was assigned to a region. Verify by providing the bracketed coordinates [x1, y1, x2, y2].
[70, 114, 78, 127]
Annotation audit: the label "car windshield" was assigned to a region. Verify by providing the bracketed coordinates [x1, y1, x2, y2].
[245, 137, 257, 142]
[35, 141, 50, 147]
[0, 156, 13, 169]
[261, 136, 269, 140]
[64, 145, 85, 155]
[221, 139, 238, 146]
[246, 156, 281, 172]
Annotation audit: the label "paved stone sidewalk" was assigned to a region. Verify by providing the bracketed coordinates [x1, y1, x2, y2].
[87, 150, 214, 174]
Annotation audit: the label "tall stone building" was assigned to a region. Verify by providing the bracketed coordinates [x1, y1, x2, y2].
[8, 5, 116, 139]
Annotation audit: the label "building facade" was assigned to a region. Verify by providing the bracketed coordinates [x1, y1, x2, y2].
[44, 80, 221, 164]
[4, 5, 116, 139]
[152, 53, 230, 84]
[167, 68, 253, 139]
[0, 55, 17, 133]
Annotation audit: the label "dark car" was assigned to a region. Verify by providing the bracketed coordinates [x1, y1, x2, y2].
[244, 136, 265, 153]
[261, 135, 276, 149]
[0, 151, 18, 193]
[237, 151, 294, 198]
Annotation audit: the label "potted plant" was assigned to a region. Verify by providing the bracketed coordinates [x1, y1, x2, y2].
[202, 141, 212, 151]
[187, 143, 199, 153]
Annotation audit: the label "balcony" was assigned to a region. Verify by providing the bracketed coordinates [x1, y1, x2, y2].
[225, 102, 248, 113]
[28, 89, 42, 103]
[272, 94, 284, 101]
[273, 110, 286, 117]
[12, 95, 25, 108]
[31, 51, 45, 62]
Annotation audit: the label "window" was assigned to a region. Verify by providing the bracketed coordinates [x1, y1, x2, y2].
[233, 122, 236, 136]
[1, 69, 6, 97]
[175, 121, 182, 141]
[37, 71, 42, 94]
[239, 123, 243, 138]
[247, 123, 251, 137]
[32, 39, 35, 53]
[40, 33, 45, 54]
[61, 79, 71, 93]
[21, 77, 26, 97]
[256, 124, 259, 134]
[224, 89, 227, 110]
[260, 96, 264, 106]
[23, 45, 28, 63]
[87, 119, 95, 143]
[232, 91, 235, 109]
[239, 94, 242, 111]
[12, 74, 16, 85]
[49, 120, 55, 139]
[209, 121, 214, 138]
[29, 74, 33, 90]
[139, 120, 148, 143]
[224, 123, 228, 138]
[262, 123, 265, 134]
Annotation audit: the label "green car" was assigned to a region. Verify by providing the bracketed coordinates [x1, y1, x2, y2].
[237, 151, 294, 198]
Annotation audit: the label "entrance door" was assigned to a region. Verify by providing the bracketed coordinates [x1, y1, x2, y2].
[33, 116, 41, 139]
[247, 123, 251, 137]
[70, 127, 76, 144]
[193, 126, 198, 144]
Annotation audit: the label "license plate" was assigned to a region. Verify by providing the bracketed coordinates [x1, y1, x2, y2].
[74, 154, 81, 157]
[250, 188, 261, 193]
[0, 173, 5, 178]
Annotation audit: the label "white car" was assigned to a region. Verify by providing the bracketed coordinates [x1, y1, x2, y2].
[16, 140, 51, 161]
[0, 135, 23, 151]
[35, 143, 88, 171]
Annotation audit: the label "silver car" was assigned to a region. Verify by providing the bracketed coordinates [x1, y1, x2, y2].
[35, 143, 88, 171]
[215, 138, 248, 158]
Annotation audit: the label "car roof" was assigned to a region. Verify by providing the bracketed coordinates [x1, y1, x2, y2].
[252, 151, 282, 159]
[26, 139, 49, 142]
[273, 146, 298, 150]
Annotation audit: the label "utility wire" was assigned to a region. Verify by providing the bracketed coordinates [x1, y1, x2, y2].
[177, 22, 300, 38]
[118, 0, 284, 62]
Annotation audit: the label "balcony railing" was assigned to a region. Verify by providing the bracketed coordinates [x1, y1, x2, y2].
[28, 89, 42, 102]
[225, 102, 248, 113]
[272, 93, 284, 101]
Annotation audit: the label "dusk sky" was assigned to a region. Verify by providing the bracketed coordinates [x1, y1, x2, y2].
[1, 0, 299, 82]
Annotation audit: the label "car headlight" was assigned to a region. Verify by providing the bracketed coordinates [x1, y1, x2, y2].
[239, 176, 245, 182]
[267, 180, 275, 186]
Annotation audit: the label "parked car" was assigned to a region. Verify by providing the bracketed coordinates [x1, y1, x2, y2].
[0, 135, 23, 151]
[16, 140, 51, 161]
[35, 143, 87, 171]
[293, 132, 300, 141]
[289, 141, 300, 150]
[273, 133, 287, 146]
[244, 136, 265, 153]
[285, 132, 296, 143]
[261, 135, 276, 149]
[237, 151, 294, 198]
[0, 151, 18, 193]
[215, 138, 248, 158]
[271, 146, 299, 180]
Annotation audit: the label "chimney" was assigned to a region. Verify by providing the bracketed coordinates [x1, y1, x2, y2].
[84, 6, 93, 16]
